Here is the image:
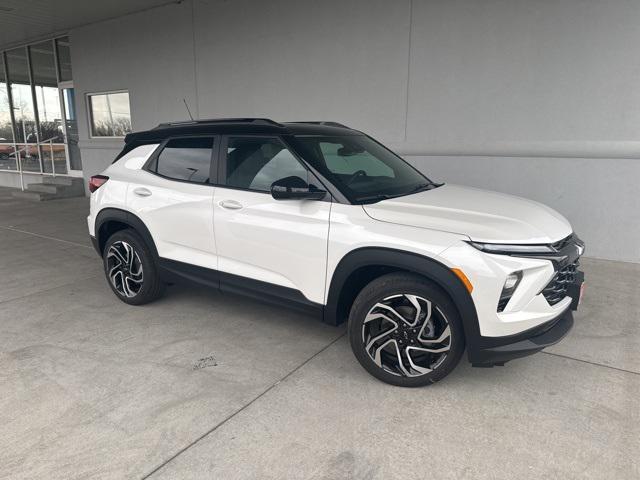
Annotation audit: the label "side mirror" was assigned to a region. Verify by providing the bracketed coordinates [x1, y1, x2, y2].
[270, 176, 326, 201]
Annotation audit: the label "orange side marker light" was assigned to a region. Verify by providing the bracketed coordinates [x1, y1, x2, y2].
[451, 268, 473, 293]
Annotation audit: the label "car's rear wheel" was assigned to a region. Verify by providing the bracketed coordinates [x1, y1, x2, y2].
[103, 229, 164, 305]
[348, 273, 465, 387]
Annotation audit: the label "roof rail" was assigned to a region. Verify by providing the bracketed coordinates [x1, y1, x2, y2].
[287, 121, 351, 129]
[154, 118, 283, 129]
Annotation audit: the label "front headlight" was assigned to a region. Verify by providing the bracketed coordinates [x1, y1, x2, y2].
[467, 241, 555, 255]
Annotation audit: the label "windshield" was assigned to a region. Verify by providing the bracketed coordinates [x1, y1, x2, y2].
[294, 135, 439, 203]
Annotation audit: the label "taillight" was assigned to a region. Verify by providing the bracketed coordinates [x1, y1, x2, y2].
[89, 175, 109, 193]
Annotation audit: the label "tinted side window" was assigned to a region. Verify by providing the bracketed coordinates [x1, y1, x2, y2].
[152, 137, 213, 183]
[225, 137, 308, 191]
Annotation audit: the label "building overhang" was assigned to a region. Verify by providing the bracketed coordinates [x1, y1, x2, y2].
[0, 0, 177, 50]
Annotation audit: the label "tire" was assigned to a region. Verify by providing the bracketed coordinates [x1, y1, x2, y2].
[103, 229, 165, 305]
[348, 272, 465, 387]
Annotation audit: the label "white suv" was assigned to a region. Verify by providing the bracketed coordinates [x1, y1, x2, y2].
[88, 118, 585, 387]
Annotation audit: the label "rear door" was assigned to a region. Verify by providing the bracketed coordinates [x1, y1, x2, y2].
[128, 136, 218, 270]
[213, 135, 331, 306]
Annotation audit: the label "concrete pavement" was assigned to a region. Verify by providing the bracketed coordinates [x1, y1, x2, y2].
[0, 187, 638, 479]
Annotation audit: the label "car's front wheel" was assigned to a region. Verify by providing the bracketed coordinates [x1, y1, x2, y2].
[348, 273, 465, 387]
[103, 229, 165, 305]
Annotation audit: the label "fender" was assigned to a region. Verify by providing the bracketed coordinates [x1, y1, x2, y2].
[324, 247, 482, 356]
[94, 208, 159, 259]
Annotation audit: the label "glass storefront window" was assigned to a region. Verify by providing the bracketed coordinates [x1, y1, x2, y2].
[88, 91, 132, 137]
[31, 41, 66, 173]
[0, 36, 81, 175]
[6, 47, 40, 172]
[0, 57, 17, 171]
[56, 37, 72, 82]
[63, 87, 82, 171]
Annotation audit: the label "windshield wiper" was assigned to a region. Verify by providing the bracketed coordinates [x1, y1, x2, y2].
[356, 194, 392, 204]
[408, 182, 443, 194]
[408, 183, 433, 194]
[356, 182, 443, 204]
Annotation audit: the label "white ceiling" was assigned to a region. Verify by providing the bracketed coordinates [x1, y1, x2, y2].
[0, 0, 175, 49]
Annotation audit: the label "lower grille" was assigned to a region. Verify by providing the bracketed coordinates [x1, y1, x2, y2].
[497, 296, 510, 312]
[542, 260, 579, 305]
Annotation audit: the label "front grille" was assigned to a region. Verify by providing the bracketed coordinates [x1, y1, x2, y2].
[542, 260, 579, 305]
[551, 234, 575, 251]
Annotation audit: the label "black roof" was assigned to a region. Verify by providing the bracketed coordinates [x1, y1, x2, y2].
[124, 118, 361, 144]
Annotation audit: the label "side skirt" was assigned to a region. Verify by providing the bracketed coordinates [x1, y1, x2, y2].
[158, 258, 324, 320]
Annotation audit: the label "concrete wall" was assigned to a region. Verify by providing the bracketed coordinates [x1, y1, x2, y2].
[70, 0, 640, 263]
[71, 1, 197, 176]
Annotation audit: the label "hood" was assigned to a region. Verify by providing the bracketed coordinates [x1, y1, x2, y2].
[362, 184, 572, 244]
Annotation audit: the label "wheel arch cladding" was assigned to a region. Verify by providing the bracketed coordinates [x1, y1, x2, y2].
[95, 208, 158, 259]
[325, 247, 481, 350]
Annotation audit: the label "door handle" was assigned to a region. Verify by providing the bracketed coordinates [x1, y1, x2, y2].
[133, 187, 152, 197]
[219, 199, 243, 210]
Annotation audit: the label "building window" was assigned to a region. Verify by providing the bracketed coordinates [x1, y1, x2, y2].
[88, 91, 131, 137]
[0, 35, 77, 174]
[0, 55, 17, 171]
[55, 37, 72, 82]
[6, 47, 40, 172]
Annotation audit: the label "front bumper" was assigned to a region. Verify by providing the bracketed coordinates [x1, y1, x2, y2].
[439, 234, 585, 337]
[467, 264, 583, 367]
[468, 307, 574, 367]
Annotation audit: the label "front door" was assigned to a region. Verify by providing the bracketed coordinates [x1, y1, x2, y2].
[213, 136, 331, 306]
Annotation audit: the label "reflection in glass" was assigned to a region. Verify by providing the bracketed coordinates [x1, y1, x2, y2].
[0, 57, 17, 170]
[56, 37, 72, 82]
[6, 47, 40, 172]
[31, 41, 66, 173]
[40, 143, 68, 174]
[89, 91, 131, 137]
